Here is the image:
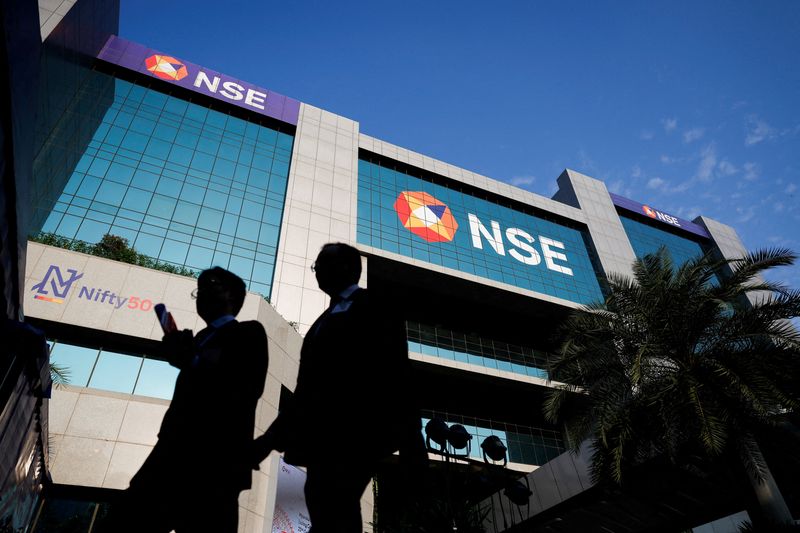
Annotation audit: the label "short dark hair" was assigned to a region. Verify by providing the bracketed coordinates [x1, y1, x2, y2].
[321, 242, 361, 284]
[198, 267, 247, 314]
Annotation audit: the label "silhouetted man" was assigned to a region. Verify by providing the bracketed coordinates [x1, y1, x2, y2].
[252, 242, 425, 532]
[107, 267, 268, 533]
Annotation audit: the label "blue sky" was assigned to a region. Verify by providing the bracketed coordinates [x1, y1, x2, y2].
[121, 1, 800, 289]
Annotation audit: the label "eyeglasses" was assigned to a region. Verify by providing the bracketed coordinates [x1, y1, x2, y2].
[190, 278, 224, 299]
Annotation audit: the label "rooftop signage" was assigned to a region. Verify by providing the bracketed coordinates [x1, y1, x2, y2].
[358, 161, 606, 305]
[97, 35, 301, 126]
[609, 193, 710, 238]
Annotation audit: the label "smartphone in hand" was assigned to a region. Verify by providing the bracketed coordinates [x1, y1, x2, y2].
[154, 303, 178, 334]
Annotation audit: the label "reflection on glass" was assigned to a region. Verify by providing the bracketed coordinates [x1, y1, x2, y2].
[49, 343, 99, 387]
[40, 76, 293, 297]
[407, 323, 550, 379]
[420, 413, 564, 466]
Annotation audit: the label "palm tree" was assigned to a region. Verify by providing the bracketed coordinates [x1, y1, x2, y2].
[544, 247, 800, 526]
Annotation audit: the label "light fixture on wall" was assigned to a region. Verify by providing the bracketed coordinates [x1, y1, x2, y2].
[446, 423, 472, 458]
[480, 435, 507, 466]
[425, 418, 449, 453]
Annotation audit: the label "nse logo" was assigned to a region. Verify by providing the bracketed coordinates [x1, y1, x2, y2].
[642, 205, 681, 227]
[31, 265, 155, 311]
[394, 191, 458, 243]
[145, 55, 188, 81]
[143, 53, 268, 111]
[394, 192, 574, 276]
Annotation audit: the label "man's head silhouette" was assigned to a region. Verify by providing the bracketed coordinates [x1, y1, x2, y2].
[195, 267, 246, 323]
[313, 243, 361, 297]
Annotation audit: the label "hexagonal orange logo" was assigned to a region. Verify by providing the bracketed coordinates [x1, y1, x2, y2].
[394, 191, 458, 243]
[144, 54, 188, 81]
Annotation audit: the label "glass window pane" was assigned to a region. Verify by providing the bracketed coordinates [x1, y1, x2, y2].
[87, 351, 142, 393]
[133, 359, 179, 399]
[49, 343, 99, 387]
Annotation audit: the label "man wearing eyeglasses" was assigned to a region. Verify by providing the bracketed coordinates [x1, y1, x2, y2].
[252, 243, 426, 533]
[105, 267, 269, 533]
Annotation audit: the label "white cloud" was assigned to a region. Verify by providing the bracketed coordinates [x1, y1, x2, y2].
[631, 165, 643, 178]
[647, 177, 665, 189]
[683, 127, 705, 143]
[661, 118, 677, 132]
[640, 130, 654, 141]
[694, 144, 717, 182]
[743, 162, 759, 181]
[675, 206, 702, 219]
[608, 179, 624, 194]
[736, 205, 757, 223]
[774, 202, 785, 213]
[745, 116, 776, 146]
[577, 149, 598, 173]
[509, 175, 536, 187]
[717, 160, 738, 176]
[786, 183, 798, 195]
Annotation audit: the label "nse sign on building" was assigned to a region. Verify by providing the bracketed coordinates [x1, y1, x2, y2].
[97, 36, 301, 126]
[357, 161, 605, 305]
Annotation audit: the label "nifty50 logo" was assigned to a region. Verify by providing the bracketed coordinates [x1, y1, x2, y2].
[143, 53, 269, 111]
[394, 191, 575, 277]
[31, 265, 154, 311]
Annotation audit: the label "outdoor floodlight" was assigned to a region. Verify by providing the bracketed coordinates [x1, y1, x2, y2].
[447, 423, 472, 453]
[425, 418, 449, 449]
[504, 480, 532, 506]
[480, 435, 507, 465]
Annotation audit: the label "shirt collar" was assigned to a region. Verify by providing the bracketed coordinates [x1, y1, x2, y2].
[209, 314, 237, 329]
[338, 284, 361, 301]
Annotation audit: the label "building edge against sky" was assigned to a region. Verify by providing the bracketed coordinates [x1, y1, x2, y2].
[1, 0, 792, 531]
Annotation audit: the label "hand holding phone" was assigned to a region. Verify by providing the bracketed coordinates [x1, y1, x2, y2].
[154, 303, 178, 334]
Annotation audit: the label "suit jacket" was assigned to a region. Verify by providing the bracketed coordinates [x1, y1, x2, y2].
[135, 319, 269, 492]
[267, 288, 422, 468]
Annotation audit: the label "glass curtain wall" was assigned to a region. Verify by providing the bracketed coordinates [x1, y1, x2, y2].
[36, 75, 294, 297]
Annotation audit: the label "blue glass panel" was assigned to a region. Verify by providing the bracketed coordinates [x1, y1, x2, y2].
[159, 239, 189, 264]
[39, 75, 292, 297]
[173, 201, 200, 226]
[156, 177, 183, 197]
[620, 215, 708, 266]
[95, 181, 126, 205]
[147, 195, 177, 219]
[88, 351, 142, 393]
[75, 219, 111, 243]
[131, 169, 159, 190]
[185, 246, 214, 270]
[133, 359, 179, 399]
[50, 343, 98, 387]
[121, 188, 153, 211]
[134, 233, 164, 257]
[121, 131, 149, 152]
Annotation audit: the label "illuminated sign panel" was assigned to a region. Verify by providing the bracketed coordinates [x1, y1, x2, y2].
[358, 161, 605, 305]
[610, 193, 710, 238]
[97, 36, 301, 125]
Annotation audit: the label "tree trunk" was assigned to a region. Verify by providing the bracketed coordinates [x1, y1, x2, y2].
[742, 439, 794, 526]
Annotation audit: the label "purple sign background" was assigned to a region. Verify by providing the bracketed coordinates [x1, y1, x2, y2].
[97, 35, 300, 126]
[610, 193, 710, 238]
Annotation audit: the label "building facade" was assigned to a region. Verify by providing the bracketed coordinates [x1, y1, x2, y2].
[15, 3, 774, 532]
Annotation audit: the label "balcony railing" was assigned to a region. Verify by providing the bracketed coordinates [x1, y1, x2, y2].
[406, 322, 552, 380]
